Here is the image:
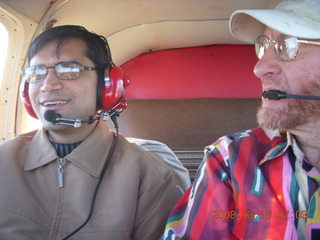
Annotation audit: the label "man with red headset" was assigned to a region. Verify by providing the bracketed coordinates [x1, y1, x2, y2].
[0, 25, 181, 239]
[161, 0, 320, 239]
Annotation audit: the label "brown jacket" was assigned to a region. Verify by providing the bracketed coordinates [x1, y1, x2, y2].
[0, 121, 181, 240]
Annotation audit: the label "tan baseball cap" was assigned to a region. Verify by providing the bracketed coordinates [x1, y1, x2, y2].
[229, 0, 320, 44]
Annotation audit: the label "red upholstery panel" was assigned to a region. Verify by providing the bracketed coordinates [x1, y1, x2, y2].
[121, 45, 261, 99]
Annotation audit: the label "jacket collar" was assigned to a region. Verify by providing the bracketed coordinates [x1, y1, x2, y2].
[24, 121, 114, 177]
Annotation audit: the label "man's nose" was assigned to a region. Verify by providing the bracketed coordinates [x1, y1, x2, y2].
[40, 69, 63, 92]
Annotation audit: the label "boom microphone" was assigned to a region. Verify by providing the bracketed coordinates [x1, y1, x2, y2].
[43, 99, 125, 128]
[262, 90, 320, 100]
[44, 110, 96, 128]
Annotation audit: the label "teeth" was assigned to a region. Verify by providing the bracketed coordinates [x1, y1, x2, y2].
[43, 101, 67, 106]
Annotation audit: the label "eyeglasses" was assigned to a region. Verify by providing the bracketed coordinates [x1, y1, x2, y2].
[255, 35, 320, 61]
[21, 62, 97, 83]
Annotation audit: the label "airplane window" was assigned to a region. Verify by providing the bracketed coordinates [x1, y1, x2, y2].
[0, 22, 8, 86]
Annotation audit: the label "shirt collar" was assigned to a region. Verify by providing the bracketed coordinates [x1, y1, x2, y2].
[259, 130, 303, 165]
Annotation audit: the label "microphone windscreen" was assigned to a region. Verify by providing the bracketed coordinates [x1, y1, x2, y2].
[44, 110, 61, 124]
[262, 90, 286, 100]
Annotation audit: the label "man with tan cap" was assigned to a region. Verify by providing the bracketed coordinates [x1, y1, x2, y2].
[161, 0, 320, 239]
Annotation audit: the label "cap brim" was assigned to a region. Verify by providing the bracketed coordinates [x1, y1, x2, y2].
[230, 9, 320, 44]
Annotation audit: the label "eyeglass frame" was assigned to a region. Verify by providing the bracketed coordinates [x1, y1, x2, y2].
[21, 61, 97, 83]
[254, 35, 320, 61]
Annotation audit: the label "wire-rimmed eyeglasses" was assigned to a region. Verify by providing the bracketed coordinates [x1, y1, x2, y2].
[21, 62, 97, 83]
[255, 35, 320, 61]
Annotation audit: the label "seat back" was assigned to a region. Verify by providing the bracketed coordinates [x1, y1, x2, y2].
[126, 137, 191, 192]
[115, 98, 260, 183]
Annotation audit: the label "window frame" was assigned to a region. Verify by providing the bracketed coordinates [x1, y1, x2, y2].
[0, 4, 37, 142]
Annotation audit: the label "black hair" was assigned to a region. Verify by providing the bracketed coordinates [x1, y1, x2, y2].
[27, 25, 112, 109]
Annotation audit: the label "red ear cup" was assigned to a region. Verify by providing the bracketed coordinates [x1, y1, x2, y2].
[101, 66, 130, 111]
[20, 78, 38, 119]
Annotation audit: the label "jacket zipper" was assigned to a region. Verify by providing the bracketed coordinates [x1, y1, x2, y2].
[58, 158, 65, 188]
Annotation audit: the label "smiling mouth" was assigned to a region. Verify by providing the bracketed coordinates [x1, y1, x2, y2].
[43, 101, 68, 106]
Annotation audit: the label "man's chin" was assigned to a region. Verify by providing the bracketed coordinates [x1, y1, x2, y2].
[42, 121, 71, 131]
[257, 106, 306, 131]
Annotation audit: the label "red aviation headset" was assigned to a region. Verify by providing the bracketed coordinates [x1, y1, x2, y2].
[20, 59, 130, 119]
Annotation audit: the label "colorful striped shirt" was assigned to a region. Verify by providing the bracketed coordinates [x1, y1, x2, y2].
[162, 128, 320, 240]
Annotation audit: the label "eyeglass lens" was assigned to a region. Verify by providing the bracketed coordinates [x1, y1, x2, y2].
[255, 35, 299, 61]
[56, 63, 82, 80]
